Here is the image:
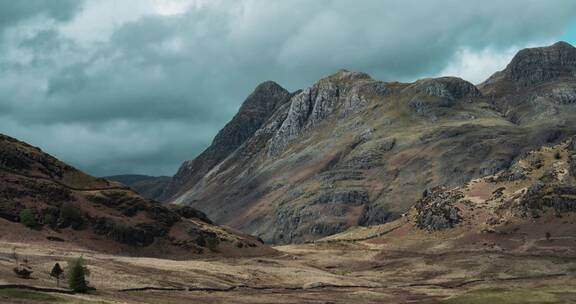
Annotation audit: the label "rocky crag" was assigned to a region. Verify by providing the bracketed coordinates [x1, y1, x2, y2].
[155, 42, 576, 244]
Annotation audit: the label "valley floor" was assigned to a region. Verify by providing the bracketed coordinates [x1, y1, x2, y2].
[1, 240, 576, 304]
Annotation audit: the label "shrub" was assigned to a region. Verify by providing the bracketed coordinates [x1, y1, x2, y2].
[19, 209, 37, 228]
[13, 267, 33, 279]
[59, 202, 83, 229]
[44, 214, 56, 228]
[42, 207, 59, 228]
[205, 235, 220, 252]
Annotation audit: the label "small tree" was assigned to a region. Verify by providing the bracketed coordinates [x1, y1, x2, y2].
[50, 263, 64, 287]
[545, 232, 552, 241]
[67, 257, 89, 293]
[554, 151, 562, 160]
[19, 208, 37, 228]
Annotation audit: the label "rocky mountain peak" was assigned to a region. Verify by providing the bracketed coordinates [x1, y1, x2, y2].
[243, 81, 289, 110]
[504, 41, 576, 86]
[207, 80, 291, 151]
[162, 80, 292, 200]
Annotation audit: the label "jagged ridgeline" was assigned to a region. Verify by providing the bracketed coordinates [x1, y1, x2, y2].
[127, 42, 576, 244]
[0, 134, 269, 257]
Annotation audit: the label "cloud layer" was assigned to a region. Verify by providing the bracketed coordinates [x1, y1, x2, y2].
[0, 0, 575, 176]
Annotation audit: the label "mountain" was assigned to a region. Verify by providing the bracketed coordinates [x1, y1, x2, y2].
[152, 41, 576, 244]
[160, 81, 293, 201]
[106, 174, 171, 200]
[0, 134, 270, 258]
[322, 137, 576, 256]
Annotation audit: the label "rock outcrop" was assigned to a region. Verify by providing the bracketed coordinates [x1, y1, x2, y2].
[414, 187, 463, 231]
[405, 138, 576, 235]
[267, 70, 373, 157]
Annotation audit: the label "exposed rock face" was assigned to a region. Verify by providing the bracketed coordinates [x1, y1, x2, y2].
[414, 187, 463, 231]
[313, 190, 369, 205]
[153, 42, 576, 244]
[504, 41, 576, 87]
[267, 71, 372, 157]
[267, 83, 338, 156]
[521, 183, 576, 215]
[546, 86, 576, 104]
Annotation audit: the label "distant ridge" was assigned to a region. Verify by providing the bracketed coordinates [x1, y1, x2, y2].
[106, 174, 171, 200]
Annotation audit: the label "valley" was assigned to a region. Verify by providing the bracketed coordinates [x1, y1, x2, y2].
[2, 235, 576, 304]
[3, 138, 576, 303]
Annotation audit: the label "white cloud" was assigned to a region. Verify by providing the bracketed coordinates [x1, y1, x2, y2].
[437, 41, 557, 84]
[152, 0, 195, 16]
[436, 47, 519, 84]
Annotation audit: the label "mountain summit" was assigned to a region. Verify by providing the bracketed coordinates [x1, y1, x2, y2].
[160, 81, 292, 201]
[505, 41, 576, 86]
[482, 41, 576, 93]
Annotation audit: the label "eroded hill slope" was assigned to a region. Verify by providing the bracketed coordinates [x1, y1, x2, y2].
[0, 134, 269, 258]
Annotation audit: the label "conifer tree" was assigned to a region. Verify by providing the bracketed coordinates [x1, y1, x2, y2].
[50, 263, 64, 287]
[67, 257, 89, 293]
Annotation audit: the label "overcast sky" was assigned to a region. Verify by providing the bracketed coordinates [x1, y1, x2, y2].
[0, 0, 575, 176]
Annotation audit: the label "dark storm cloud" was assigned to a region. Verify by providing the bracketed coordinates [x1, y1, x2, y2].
[0, 0, 82, 31]
[0, 0, 575, 176]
